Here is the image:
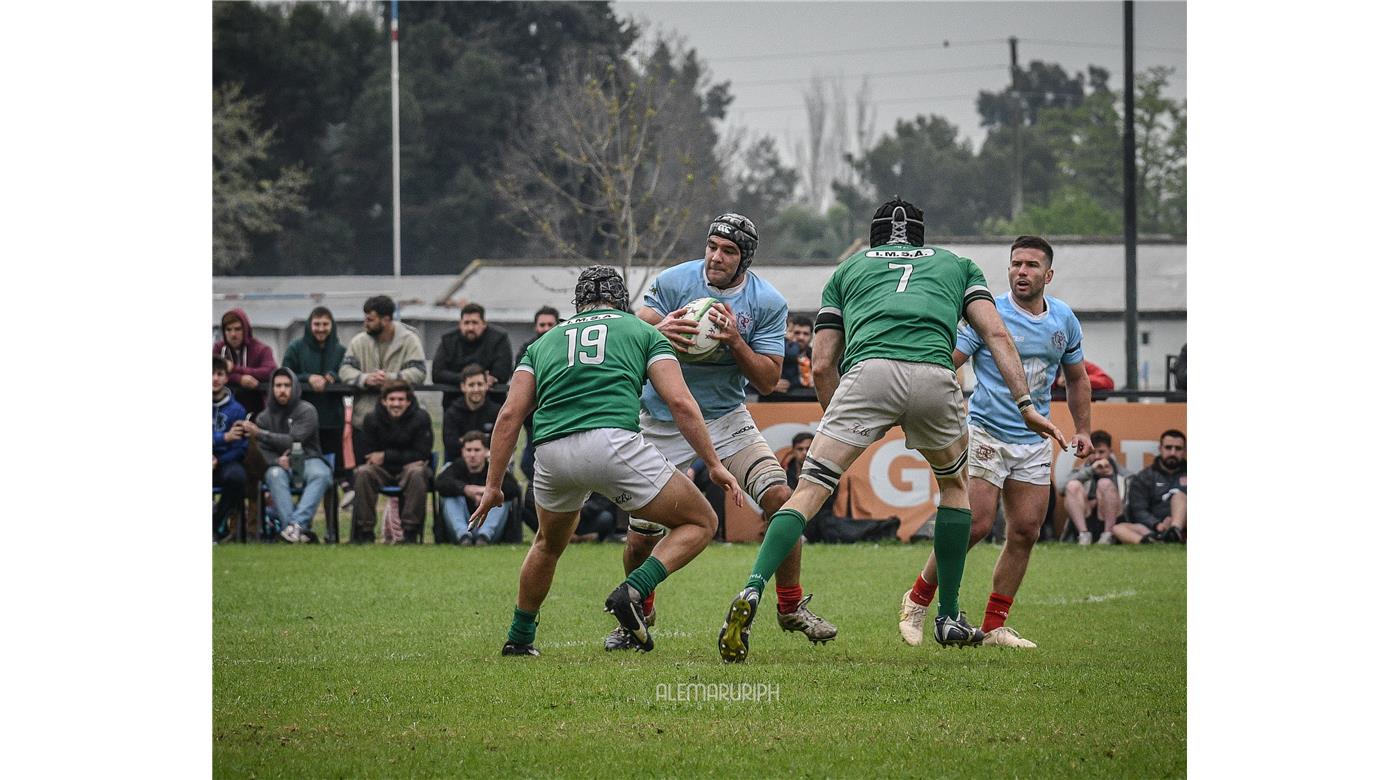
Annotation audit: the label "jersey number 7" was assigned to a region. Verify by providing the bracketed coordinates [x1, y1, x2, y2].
[888, 262, 913, 292]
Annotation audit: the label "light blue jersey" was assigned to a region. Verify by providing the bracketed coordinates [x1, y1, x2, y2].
[956, 293, 1084, 444]
[640, 259, 788, 421]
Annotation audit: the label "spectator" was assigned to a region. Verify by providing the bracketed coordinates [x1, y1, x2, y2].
[573, 493, 621, 544]
[1063, 430, 1125, 545]
[515, 305, 561, 366]
[282, 306, 346, 468]
[442, 364, 501, 457]
[214, 308, 278, 416]
[432, 303, 513, 408]
[1173, 343, 1187, 392]
[760, 316, 814, 399]
[1117, 429, 1188, 544]
[339, 295, 427, 447]
[349, 380, 432, 544]
[516, 306, 561, 481]
[1052, 359, 1115, 400]
[436, 431, 520, 545]
[213, 356, 249, 542]
[238, 367, 333, 544]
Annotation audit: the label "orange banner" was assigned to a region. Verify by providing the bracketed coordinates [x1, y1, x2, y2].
[727, 402, 1186, 542]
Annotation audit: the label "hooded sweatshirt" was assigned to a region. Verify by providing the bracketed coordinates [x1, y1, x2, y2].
[361, 392, 433, 472]
[282, 314, 348, 430]
[213, 386, 249, 465]
[339, 320, 427, 428]
[254, 367, 324, 464]
[214, 308, 278, 415]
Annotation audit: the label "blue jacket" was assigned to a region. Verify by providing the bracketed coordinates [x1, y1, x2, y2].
[213, 388, 249, 465]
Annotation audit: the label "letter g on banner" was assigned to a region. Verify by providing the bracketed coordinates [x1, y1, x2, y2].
[869, 438, 930, 507]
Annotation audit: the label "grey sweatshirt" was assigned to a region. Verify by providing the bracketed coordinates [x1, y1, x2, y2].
[254, 367, 324, 463]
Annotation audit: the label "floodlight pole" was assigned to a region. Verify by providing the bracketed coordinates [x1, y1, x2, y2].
[1123, 1, 1139, 391]
[390, 0, 402, 286]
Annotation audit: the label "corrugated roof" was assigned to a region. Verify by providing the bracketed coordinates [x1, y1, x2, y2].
[213, 242, 1184, 328]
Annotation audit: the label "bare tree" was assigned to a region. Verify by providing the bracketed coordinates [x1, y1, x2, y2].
[496, 41, 724, 301]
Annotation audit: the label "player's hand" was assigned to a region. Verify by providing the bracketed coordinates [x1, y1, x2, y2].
[774, 378, 791, 394]
[308, 374, 327, 392]
[706, 302, 739, 346]
[1070, 432, 1092, 458]
[1022, 408, 1069, 451]
[469, 486, 505, 529]
[656, 307, 701, 349]
[708, 463, 745, 508]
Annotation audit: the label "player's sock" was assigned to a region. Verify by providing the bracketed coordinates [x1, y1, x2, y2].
[983, 592, 1014, 632]
[507, 606, 538, 645]
[933, 507, 973, 618]
[775, 584, 803, 614]
[909, 572, 936, 607]
[745, 509, 808, 595]
[643, 592, 655, 616]
[622, 556, 669, 599]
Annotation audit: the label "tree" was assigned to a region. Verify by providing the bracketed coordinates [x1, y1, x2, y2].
[839, 114, 988, 235]
[496, 39, 730, 299]
[213, 83, 309, 272]
[730, 135, 798, 221]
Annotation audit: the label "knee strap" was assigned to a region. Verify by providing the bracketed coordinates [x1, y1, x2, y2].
[799, 455, 845, 492]
[930, 447, 968, 478]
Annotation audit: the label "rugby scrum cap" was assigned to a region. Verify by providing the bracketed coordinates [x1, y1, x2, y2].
[573, 265, 629, 311]
[708, 212, 759, 286]
[870, 196, 925, 247]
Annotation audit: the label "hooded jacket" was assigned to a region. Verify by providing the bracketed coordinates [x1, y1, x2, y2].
[282, 314, 348, 430]
[213, 386, 249, 465]
[214, 308, 278, 415]
[361, 392, 433, 472]
[254, 367, 324, 464]
[339, 321, 427, 428]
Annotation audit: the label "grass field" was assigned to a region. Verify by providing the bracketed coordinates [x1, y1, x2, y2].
[213, 541, 1185, 778]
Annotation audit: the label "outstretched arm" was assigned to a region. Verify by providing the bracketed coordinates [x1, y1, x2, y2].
[469, 370, 536, 527]
[1060, 359, 1093, 458]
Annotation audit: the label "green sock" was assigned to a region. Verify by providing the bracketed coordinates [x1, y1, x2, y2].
[933, 506, 973, 618]
[507, 606, 538, 645]
[744, 509, 807, 595]
[622, 556, 669, 599]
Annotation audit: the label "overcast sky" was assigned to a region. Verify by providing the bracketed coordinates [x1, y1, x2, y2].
[614, 1, 1186, 161]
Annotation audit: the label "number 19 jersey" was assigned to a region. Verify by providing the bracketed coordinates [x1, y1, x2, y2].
[517, 308, 677, 446]
[818, 244, 992, 373]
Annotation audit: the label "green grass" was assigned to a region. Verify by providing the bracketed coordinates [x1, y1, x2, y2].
[213, 542, 1185, 778]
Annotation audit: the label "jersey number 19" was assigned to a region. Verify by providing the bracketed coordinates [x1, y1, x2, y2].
[566, 324, 608, 366]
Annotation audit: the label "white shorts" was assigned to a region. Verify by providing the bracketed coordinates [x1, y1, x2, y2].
[631, 407, 786, 536]
[966, 424, 1054, 488]
[816, 359, 966, 451]
[532, 428, 680, 513]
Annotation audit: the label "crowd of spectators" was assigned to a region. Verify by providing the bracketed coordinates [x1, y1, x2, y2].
[213, 297, 1187, 547]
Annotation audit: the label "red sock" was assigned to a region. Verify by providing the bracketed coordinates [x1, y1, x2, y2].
[643, 593, 655, 617]
[983, 592, 1014, 632]
[775, 584, 803, 614]
[909, 573, 936, 607]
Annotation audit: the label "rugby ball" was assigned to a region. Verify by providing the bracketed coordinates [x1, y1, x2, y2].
[677, 297, 726, 359]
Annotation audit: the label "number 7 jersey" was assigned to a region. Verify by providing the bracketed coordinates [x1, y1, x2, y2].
[817, 243, 992, 373]
[516, 308, 677, 446]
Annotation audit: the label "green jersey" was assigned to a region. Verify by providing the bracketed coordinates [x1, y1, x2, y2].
[817, 244, 992, 373]
[518, 308, 676, 445]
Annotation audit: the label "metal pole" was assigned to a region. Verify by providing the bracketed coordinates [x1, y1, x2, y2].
[1010, 36, 1023, 219]
[1122, 1, 1139, 391]
[390, 0, 402, 284]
